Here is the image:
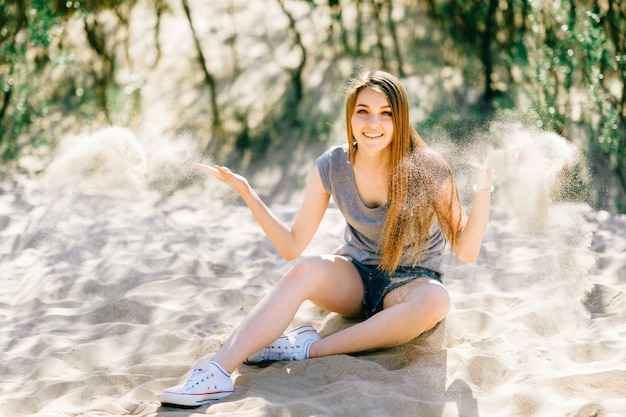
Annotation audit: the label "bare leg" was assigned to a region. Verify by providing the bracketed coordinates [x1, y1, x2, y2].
[308, 278, 450, 358]
[211, 255, 364, 372]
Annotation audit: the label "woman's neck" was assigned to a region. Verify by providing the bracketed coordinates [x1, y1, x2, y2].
[353, 148, 392, 173]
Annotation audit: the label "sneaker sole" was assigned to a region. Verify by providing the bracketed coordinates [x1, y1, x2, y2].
[159, 390, 233, 408]
[160, 400, 215, 409]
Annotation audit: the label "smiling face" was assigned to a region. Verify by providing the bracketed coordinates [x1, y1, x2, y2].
[345, 70, 420, 167]
[350, 87, 395, 157]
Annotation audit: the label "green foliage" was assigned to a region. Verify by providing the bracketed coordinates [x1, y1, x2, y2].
[0, 0, 137, 163]
[424, 0, 626, 211]
[0, 0, 624, 209]
[520, 1, 626, 211]
[0, 1, 62, 161]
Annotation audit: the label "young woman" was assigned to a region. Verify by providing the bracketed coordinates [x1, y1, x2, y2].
[159, 70, 492, 407]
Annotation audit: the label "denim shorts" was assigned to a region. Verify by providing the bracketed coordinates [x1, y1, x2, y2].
[351, 259, 443, 318]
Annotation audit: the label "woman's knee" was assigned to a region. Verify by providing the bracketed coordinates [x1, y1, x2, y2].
[277, 257, 327, 296]
[277, 256, 364, 316]
[398, 282, 450, 325]
[415, 284, 450, 329]
[280, 257, 316, 283]
[431, 285, 451, 318]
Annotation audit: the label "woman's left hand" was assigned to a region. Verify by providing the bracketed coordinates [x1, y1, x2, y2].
[474, 167, 494, 193]
[193, 163, 250, 196]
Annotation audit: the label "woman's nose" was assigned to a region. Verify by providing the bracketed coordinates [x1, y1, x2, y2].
[366, 114, 380, 124]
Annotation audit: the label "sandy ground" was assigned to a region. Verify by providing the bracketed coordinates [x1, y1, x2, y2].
[1, 124, 625, 417]
[2, 2, 625, 416]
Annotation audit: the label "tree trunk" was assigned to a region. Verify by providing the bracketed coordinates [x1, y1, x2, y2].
[153, 0, 165, 64]
[384, 0, 404, 76]
[181, 0, 221, 130]
[277, 0, 307, 107]
[481, 0, 498, 101]
[371, 1, 388, 70]
[84, 14, 113, 122]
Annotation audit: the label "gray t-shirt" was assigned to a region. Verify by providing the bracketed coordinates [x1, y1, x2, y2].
[316, 145, 446, 275]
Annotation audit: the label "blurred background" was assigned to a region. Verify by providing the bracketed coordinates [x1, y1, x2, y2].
[1, 0, 625, 211]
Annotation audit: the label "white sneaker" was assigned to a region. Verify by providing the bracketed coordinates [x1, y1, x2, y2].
[246, 324, 321, 363]
[159, 360, 234, 408]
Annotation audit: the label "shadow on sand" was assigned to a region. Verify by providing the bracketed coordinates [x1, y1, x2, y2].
[156, 316, 479, 417]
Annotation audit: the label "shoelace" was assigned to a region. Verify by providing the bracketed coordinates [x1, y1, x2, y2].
[182, 367, 210, 389]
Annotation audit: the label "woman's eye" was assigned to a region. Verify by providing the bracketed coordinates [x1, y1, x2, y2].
[356, 109, 368, 114]
[382, 111, 392, 117]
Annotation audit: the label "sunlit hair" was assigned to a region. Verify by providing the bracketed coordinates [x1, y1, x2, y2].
[345, 70, 462, 273]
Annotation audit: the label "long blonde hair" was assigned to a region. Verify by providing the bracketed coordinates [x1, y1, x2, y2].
[345, 70, 461, 273]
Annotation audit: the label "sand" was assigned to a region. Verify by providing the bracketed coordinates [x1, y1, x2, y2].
[3, 0, 625, 415]
[0, 124, 625, 417]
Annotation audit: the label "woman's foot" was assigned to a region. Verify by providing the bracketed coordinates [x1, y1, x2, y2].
[246, 324, 321, 363]
[159, 360, 234, 408]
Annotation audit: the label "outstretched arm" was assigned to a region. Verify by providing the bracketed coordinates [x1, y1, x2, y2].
[435, 169, 492, 263]
[194, 163, 330, 260]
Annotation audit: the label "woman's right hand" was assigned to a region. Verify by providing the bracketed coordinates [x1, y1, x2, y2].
[193, 163, 250, 195]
